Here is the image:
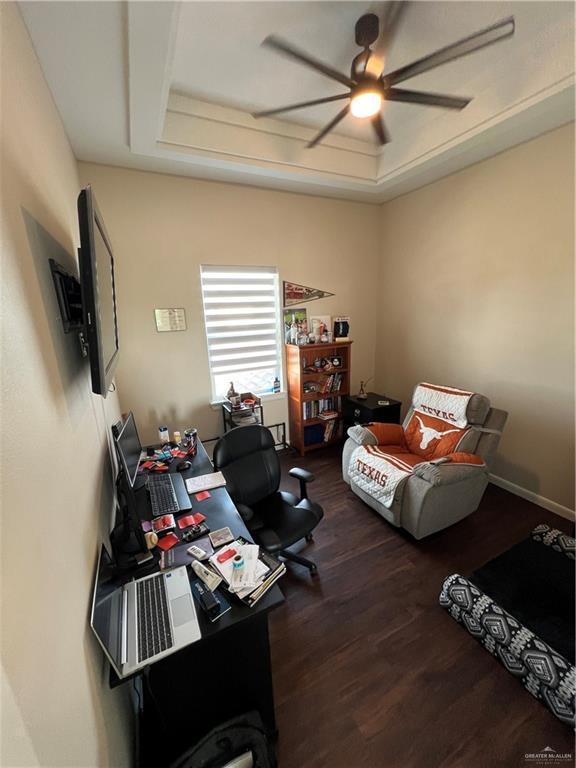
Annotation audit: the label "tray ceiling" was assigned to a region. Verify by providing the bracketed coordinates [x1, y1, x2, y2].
[19, 1, 575, 202]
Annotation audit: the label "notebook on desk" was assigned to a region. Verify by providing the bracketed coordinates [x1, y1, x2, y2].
[90, 544, 201, 679]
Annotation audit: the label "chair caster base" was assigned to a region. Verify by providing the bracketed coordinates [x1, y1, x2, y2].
[280, 549, 318, 575]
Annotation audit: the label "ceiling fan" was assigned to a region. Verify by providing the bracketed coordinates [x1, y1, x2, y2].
[253, 5, 515, 148]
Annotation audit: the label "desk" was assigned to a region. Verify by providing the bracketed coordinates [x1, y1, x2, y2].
[115, 439, 284, 767]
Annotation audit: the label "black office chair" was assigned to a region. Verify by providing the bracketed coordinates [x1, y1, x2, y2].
[213, 425, 324, 574]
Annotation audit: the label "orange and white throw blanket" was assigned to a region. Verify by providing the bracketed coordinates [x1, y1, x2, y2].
[411, 382, 471, 430]
[349, 383, 475, 508]
[349, 445, 418, 508]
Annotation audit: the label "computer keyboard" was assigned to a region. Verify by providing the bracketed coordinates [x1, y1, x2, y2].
[147, 474, 179, 516]
[136, 574, 173, 663]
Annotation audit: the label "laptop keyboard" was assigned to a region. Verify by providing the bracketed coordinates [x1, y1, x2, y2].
[136, 574, 174, 663]
[147, 474, 179, 516]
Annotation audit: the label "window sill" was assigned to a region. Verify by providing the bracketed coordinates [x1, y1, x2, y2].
[210, 391, 286, 410]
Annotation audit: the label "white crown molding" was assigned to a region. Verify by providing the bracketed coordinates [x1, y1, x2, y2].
[128, 1, 180, 154]
[376, 75, 575, 185]
[160, 92, 379, 182]
[168, 92, 378, 157]
[155, 80, 574, 200]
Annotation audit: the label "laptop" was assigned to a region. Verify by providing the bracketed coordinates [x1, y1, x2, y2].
[114, 412, 192, 516]
[90, 544, 201, 678]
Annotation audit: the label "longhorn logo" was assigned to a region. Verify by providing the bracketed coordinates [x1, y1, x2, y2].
[415, 415, 460, 449]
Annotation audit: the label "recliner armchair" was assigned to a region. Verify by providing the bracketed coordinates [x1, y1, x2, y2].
[342, 383, 508, 539]
[213, 425, 324, 573]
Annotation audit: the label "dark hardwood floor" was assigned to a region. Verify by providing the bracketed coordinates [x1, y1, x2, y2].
[270, 445, 575, 768]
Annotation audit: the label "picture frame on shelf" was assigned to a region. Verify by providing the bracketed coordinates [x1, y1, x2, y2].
[283, 307, 308, 344]
[309, 315, 331, 342]
[333, 316, 350, 342]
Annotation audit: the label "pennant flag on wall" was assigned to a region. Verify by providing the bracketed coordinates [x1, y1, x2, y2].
[283, 281, 334, 307]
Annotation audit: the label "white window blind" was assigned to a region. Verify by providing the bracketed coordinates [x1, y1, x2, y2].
[200, 266, 282, 399]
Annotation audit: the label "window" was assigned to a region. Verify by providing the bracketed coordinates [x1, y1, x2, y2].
[200, 266, 283, 400]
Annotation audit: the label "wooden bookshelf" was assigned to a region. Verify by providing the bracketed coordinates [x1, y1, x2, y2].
[286, 341, 352, 456]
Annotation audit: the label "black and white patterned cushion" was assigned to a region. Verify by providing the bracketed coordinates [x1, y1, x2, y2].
[440, 572, 575, 727]
[532, 524, 576, 560]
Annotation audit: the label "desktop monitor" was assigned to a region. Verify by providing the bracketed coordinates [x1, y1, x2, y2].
[115, 412, 142, 488]
[112, 413, 147, 557]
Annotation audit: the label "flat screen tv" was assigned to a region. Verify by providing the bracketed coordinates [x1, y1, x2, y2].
[78, 185, 119, 396]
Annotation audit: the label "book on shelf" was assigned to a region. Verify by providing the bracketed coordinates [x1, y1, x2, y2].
[319, 410, 338, 421]
[302, 396, 341, 421]
[320, 373, 343, 394]
[322, 418, 343, 442]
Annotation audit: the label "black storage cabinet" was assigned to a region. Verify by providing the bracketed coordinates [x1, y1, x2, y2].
[343, 392, 402, 428]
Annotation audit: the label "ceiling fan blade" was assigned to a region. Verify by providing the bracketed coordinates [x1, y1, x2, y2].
[387, 87, 471, 110]
[307, 105, 350, 148]
[253, 93, 350, 119]
[371, 113, 391, 145]
[368, 1, 408, 76]
[384, 16, 515, 86]
[263, 36, 355, 89]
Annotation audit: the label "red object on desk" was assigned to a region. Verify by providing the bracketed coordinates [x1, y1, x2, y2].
[152, 514, 176, 533]
[177, 512, 207, 530]
[217, 548, 237, 564]
[195, 491, 211, 502]
[156, 533, 179, 551]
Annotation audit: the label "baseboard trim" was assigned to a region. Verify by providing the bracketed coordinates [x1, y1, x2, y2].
[489, 474, 575, 522]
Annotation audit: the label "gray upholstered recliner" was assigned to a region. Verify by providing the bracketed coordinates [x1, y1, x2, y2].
[342, 386, 508, 539]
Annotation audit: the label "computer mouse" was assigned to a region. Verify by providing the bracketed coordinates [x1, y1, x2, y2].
[176, 460, 192, 472]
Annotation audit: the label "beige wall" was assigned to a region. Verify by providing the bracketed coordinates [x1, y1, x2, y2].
[375, 123, 575, 512]
[79, 126, 575, 513]
[77, 163, 380, 445]
[1, 5, 133, 766]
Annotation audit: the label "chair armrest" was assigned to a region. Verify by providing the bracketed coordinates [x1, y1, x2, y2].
[289, 467, 315, 501]
[346, 425, 378, 446]
[346, 423, 405, 447]
[413, 454, 486, 486]
[289, 467, 315, 483]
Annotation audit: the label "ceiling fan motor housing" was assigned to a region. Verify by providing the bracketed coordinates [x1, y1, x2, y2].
[355, 13, 379, 48]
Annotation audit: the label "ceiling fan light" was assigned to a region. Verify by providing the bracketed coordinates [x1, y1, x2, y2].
[350, 90, 382, 118]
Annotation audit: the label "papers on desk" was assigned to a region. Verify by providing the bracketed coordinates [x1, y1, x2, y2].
[185, 471, 226, 495]
[209, 540, 286, 607]
[210, 543, 266, 597]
